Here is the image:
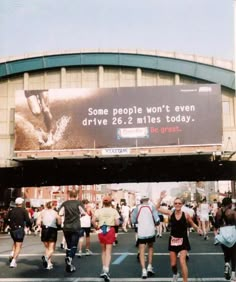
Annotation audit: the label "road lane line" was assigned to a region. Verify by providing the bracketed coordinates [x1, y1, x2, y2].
[0, 252, 223, 258]
[0, 278, 227, 281]
[112, 253, 129, 264]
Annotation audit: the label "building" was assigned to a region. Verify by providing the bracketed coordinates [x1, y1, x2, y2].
[0, 49, 235, 205]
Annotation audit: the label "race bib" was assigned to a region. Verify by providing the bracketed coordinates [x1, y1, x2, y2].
[171, 236, 183, 246]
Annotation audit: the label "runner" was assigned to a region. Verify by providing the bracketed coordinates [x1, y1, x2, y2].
[59, 190, 86, 273]
[131, 194, 160, 279]
[156, 191, 202, 282]
[92, 195, 120, 282]
[36, 201, 61, 270]
[215, 197, 236, 281]
[6, 197, 32, 268]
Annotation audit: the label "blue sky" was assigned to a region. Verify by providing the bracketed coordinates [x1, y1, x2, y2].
[0, 0, 234, 60]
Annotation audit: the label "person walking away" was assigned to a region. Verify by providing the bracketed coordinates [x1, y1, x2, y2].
[215, 197, 236, 281]
[156, 191, 202, 282]
[36, 201, 61, 270]
[131, 194, 160, 279]
[6, 197, 32, 268]
[199, 198, 210, 240]
[59, 190, 86, 273]
[92, 195, 120, 282]
[77, 199, 93, 256]
[156, 209, 164, 238]
[121, 202, 130, 232]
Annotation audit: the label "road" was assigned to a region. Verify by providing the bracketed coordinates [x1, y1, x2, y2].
[0, 229, 226, 281]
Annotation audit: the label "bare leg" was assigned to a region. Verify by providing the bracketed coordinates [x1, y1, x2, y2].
[139, 243, 146, 269]
[179, 250, 188, 282]
[147, 242, 153, 266]
[12, 242, 23, 260]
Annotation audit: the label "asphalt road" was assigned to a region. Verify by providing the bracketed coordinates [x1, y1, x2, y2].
[0, 229, 227, 282]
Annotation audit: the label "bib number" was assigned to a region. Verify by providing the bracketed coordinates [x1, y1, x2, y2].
[171, 236, 183, 246]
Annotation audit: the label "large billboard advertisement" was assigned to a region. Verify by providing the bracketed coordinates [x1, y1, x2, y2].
[15, 84, 222, 152]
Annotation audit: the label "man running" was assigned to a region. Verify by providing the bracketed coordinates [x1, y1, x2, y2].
[59, 191, 86, 273]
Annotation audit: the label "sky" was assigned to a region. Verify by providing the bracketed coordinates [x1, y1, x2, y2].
[0, 0, 234, 60]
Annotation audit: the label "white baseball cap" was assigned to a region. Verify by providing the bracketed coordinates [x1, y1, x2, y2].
[140, 193, 149, 201]
[15, 197, 24, 205]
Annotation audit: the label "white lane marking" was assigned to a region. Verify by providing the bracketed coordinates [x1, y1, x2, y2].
[112, 253, 129, 264]
[0, 252, 223, 257]
[0, 278, 227, 281]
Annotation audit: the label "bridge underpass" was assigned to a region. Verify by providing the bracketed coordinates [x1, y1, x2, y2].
[1, 153, 236, 188]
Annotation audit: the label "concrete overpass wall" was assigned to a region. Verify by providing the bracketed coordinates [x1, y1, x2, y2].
[0, 50, 235, 165]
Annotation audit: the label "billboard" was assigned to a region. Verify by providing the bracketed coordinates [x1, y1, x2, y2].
[15, 84, 222, 152]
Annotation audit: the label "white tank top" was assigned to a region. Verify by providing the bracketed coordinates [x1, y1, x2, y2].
[41, 209, 58, 228]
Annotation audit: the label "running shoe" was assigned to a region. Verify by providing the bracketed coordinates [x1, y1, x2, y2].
[42, 256, 48, 268]
[172, 273, 180, 282]
[10, 259, 17, 268]
[224, 262, 231, 280]
[85, 249, 93, 256]
[77, 251, 82, 257]
[46, 263, 53, 270]
[103, 272, 110, 282]
[147, 265, 155, 276]
[231, 271, 236, 282]
[65, 257, 76, 273]
[142, 268, 147, 279]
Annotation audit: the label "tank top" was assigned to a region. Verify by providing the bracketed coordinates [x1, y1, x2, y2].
[170, 211, 188, 238]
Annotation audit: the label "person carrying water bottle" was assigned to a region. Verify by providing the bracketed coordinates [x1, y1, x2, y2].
[92, 195, 120, 282]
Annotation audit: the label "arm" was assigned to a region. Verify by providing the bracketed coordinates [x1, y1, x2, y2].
[91, 210, 99, 229]
[24, 209, 32, 228]
[36, 212, 42, 227]
[156, 190, 172, 216]
[131, 207, 138, 225]
[186, 213, 202, 234]
[114, 210, 120, 226]
[56, 212, 62, 226]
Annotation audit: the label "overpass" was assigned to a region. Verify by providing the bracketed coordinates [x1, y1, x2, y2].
[0, 50, 235, 188]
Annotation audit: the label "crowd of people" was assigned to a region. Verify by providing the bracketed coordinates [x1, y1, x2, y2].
[1, 190, 236, 282]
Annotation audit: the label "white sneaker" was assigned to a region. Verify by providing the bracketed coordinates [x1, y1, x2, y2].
[231, 271, 236, 282]
[46, 263, 53, 270]
[103, 272, 111, 282]
[10, 259, 17, 268]
[65, 257, 76, 273]
[225, 262, 231, 280]
[85, 249, 93, 256]
[42, 255, 48, 268]
[172, 273, 179, 282]
[147, 265, 155, 276]
[142, 268, 147, 279]
[77, 251, 82, 257]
